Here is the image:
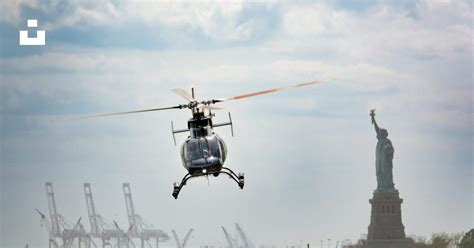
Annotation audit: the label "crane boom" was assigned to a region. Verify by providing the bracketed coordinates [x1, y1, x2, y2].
[171, 230, 181, 248]
[235, 223, 251, 248]
[43, 183, 92, 248]
[36, 208, 57, 248]
[171, 229, 193, 248]
[83, 183, 125, 248]
[122, 183, 170, 248]
[182, 229, 194, 248]
[83, 183, 100, 235]
[45, 182, 61, 236]
[122, 183, 139, 235]
[64, 218, 83, 248]
[222, 226, 235, 248]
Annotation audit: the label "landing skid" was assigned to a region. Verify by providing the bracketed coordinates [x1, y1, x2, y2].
[172, 167, 244, 199]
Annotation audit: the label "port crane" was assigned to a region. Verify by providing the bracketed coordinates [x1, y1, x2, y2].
[83, 183, 133, 248]
[122, 183, 170, 248]
[235, 224, 253, 248]
[36, 182, 93, 248]
[221, 224, 253, 248]
[171, 229, 194, 248]
[221, 226, 237, 248]
[113, 221, 136, 248]
[35, 208, 59, 248]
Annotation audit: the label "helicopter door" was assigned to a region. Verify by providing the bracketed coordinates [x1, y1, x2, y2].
[200, 138, 210, 158]
[186, 139, 201, 161]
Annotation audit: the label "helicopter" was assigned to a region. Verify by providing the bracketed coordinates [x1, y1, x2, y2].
[72, 80, 323, 198]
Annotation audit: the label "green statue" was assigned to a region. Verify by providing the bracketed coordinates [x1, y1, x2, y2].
[370, 109, 396, 192]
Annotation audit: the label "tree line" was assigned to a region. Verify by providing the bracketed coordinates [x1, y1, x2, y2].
[413, 229, 474, 248]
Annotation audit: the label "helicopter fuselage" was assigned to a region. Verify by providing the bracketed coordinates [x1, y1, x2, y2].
[172, 109, 242, 198]
[180, 114, 228, 176]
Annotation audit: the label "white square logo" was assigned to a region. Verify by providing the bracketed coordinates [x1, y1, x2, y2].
[19, 19, 46, 46]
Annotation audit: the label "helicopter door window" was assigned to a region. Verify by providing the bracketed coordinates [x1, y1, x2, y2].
[187, 140, 201, 160]
[200, 138, 210, 158]
[181, 144, 186, 163]
[207, 137, 220, 157]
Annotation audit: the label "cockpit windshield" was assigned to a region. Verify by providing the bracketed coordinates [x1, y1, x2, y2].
[186, 139, 201, 160]
[182, 135, 223, 166]
[190, 126, 211, 138]
[200, 138, 210, 158]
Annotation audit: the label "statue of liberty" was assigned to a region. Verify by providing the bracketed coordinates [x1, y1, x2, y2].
[370, 109, 396, 192]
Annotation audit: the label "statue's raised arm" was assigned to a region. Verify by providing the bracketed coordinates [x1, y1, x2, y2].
[370, 109, 380, 136]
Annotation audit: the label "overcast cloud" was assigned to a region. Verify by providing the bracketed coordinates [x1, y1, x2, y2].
[1, 1, 472, 248]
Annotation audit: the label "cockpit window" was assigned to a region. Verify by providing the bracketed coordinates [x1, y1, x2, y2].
[184, 136, 223, 164]
[187, 139, 201, 160]
[190, 126, 212, 138]
[200, 138, 210, 158]
[207, 136, 220, 157]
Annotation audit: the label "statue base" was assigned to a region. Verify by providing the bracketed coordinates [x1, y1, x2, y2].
[368, 191, 406, 239]
[363, 191, 414, 247]
[357, 238, 416, 248]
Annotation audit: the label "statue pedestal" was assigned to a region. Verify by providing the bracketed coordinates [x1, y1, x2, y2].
[358, 191, 415, 248]
[368, 191, 406, 239]
[358, 238, 415, 248]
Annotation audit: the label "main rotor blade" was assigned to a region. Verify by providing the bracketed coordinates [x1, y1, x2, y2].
[217, 80, 323, 102]
[172, 88, 195, 102]
[63, 105, 183, 121]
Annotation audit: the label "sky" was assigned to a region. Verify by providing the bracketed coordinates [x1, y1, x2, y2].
[0, 0, 472, 247]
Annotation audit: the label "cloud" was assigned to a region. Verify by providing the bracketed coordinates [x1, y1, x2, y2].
[0, 0, 37, 25]
[1, 0, 280, 54]
[1, 1, 472, 247]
